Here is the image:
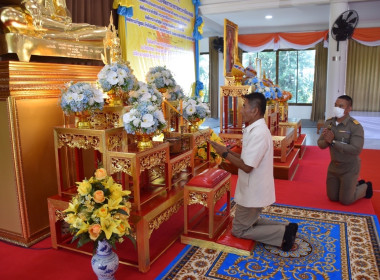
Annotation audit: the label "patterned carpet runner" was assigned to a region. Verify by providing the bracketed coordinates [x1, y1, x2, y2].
[157, 204, 380, 279]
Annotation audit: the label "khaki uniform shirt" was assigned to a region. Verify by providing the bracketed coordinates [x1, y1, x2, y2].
[317, 115, 364, 172]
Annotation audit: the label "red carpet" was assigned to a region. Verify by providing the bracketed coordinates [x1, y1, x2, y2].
[0, 146, 378, 280]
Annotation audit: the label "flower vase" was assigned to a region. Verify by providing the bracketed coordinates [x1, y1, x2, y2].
[75, 111, 92, 129]
[91, 240, 119, 280]
[189, 118, 204, 133]
[107, 88, 124, 107]
[135, 132, 154, 150]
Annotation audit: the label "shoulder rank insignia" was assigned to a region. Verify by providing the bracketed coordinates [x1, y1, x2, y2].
[352, 119, 360, 125]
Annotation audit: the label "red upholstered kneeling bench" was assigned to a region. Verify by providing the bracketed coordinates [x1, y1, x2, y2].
[184, 168, 231, 239]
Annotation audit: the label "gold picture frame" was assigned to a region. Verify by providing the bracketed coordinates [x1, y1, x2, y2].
[224, 19, 238, 77]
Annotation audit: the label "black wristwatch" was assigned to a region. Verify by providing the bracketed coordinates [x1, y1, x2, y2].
[330, 140, 336, 147]
[222, 150, 229, 159]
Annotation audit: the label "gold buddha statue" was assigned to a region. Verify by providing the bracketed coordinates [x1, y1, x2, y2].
[0, 0, 107, 41]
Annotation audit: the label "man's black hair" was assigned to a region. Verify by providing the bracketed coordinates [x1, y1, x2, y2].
[338, 95, 353, 107]
[243, 92, 266, 116]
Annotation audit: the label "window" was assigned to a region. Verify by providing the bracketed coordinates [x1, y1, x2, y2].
[199, 53, 210, 102]
[242, 50, 315, 104]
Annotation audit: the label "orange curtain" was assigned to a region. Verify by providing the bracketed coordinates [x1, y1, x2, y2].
[352, 27, 380, 42]
[279, 31, 328, 44]
[238, 28, 379, 49]
[239, 33, 279, 47]
[238, 31, 328, 47]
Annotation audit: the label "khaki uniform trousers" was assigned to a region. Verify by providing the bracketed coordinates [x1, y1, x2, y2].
[232, 204, 288, 247]
[327, 160, 367, 205]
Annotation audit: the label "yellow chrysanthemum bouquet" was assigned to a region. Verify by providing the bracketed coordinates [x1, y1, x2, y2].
[64, 168, 134, 249]
[196, 129, 224, 165]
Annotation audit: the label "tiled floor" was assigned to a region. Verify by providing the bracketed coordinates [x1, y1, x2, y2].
[202, 118, 380, 150]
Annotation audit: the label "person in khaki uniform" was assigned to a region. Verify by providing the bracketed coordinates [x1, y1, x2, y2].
[318, 95, 372, 205]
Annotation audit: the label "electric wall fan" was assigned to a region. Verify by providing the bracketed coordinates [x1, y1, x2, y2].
[331, 10, 359, 51]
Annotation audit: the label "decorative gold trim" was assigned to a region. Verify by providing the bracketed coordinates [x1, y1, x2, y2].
[140, 150, 167, 173]
[214, 181, 230, 204]
[171, 155, 191, 177]
[107, 133, 123, 151]
[148, 199, 183, 236]
[220, 86, 250, 97]
[57, 133, 101, 150]
[219, 135, 242, 147]
[55, 209, 66, 221]
[189, 192, 208, 207]
[110, 157, 132, 176]
[194, 131, 209, 146]
[273, 139, 282, 149]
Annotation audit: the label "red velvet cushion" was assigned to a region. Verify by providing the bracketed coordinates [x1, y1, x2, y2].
[216, 223, 255, 251]
[187, 168, 230, 188]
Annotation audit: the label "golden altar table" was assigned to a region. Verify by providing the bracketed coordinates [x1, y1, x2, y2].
[48, 124, 205, 272]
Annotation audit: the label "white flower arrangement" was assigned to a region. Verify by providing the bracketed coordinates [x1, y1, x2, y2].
[146, 66, 176, 90]
[60, 82, 104, 114]
[181, 97, 211, 122]
[122, 101, 167, 135]
[164, 85, 185, 101]
[128, 81, 163, 106]
[97, 62, 137, 92]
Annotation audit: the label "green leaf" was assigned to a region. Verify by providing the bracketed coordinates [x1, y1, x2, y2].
[116, 208, 129, 216]
[77, 235, 91, 248]
[126, 235, 137, 249]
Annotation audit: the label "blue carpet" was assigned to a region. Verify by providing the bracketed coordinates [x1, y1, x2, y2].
[156, 204, 380, 279]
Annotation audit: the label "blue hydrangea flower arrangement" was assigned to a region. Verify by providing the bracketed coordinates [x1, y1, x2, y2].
[128, 81, 163, 105]
[181, 97, 210, 122]
[97, 62, 137, 92]
[60, 82, 104, 114]
[244, 77, 276, 99]
[122, 101, 167, 135]
[146, 66, 176, 90]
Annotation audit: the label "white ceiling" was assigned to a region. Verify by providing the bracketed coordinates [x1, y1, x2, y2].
[199, 0, 380, 37]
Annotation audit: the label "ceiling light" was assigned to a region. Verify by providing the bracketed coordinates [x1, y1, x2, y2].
[265, 15, 273, 20]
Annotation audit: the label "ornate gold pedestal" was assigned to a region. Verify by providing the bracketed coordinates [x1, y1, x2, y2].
[0, 61, 101, 246]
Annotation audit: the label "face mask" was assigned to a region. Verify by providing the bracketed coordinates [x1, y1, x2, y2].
[333, 106, 345, 118]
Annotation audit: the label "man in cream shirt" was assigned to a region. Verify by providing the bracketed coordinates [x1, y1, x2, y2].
[209, 92, 298, 251]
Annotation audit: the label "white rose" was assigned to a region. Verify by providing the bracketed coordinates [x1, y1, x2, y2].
[64, 93, 74, 103]
[132, 118, 141, 127]
[123, 112, 136, 123]
[141, 114, 155, 128]
[106, 71, 119, 85]
[147, 74, 155, 83]
[117, 68, 127, 79]
[186, 105, 196, 115]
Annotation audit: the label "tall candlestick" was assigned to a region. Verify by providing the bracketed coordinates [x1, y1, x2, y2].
[180, 100, 183, 126]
